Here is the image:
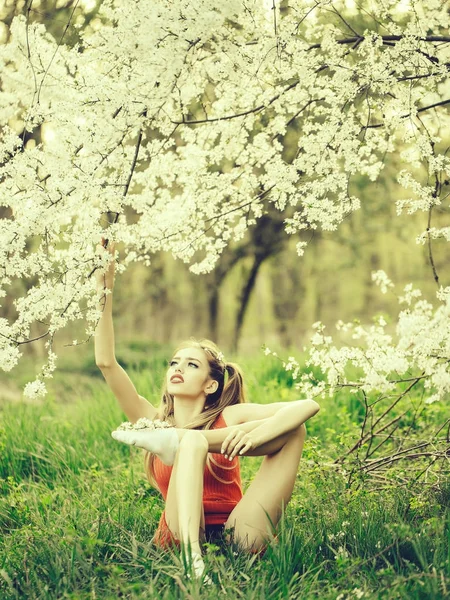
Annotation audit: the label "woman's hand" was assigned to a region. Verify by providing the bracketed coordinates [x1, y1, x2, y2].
[221, 428, 259, 461]
[95, 239, 115, 291]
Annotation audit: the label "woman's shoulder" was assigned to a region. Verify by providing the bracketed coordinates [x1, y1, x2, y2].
[222, 401, 292, 426]
[221, 405, 244, 427]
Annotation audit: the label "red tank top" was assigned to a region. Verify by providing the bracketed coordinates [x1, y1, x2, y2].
[150, 412, 243, 525]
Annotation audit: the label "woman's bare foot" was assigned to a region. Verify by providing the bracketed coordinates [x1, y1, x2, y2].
[111, 428, 179, 466]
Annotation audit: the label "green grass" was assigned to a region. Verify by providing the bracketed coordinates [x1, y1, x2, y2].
[0, 345, 449, 599]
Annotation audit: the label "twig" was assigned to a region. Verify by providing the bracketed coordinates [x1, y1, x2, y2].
[87, 111, 147, 278]
[307, 35, 450, 51]
[410, 455, 441, 484]
[364, 451, 445, 473]
[366, 98, 450, 129]
[365, 410, 409, 459]
[362, 442, 433, 471]
[122, 110, 147, 199]
[364, 440, 432, 464]
[372, 377, 422, 430]
[36, 0, 81, 104]
[434, 418, 450, 438]
[24, 1, 38, 106]
[171, 80, 299, 125]
[0, 330, 50, 346]
[328, 7, 361, 38]
[427, 177, 441, 287]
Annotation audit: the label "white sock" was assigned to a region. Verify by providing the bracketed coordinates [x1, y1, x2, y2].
[188, 553, 212, 584]
[111, 428, 179, 466]
[191, 552, 205, 577]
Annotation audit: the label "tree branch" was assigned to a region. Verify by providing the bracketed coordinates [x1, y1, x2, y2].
[328, 6, 361, 38]
[363, 448, 446, 473]
[87, 110, 147, 277]
[308, 35, 450, 51]
[372, 377, 422, 431]
[427, 176, 441, 287]
[121, 110, 147, 200]
[366, 98, 450, 129]
[36, 0, 81, 104]
[0, 330, 50, 346]
[171, 80, 299, 125]
[365, 411, 409, 459]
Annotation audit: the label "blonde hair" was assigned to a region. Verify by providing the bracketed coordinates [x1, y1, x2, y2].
[145, 338, 247, 487]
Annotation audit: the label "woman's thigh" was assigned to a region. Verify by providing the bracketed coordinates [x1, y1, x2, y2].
[224, 424, 306, 551]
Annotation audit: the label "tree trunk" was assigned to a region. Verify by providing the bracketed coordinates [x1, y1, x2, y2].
[208, 281, 220, 342]
[232, 254, 265, 352]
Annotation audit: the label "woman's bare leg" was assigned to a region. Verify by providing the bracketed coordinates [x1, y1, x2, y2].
[224, 423, 307, 551]
[112, 421, 305, 568]
[164, 422, 304, 552]
[164, 430, 209, 557]
[112, 417, 290, 463]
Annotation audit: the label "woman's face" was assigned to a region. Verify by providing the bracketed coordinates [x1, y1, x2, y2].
[166, 346, 216, 398]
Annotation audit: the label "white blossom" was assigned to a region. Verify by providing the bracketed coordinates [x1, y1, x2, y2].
[116, 418, 173, 431]
[272, 274, 450, 404]
[371, 270, 394, 294]
[23, 379, 47, 400]
[1, 1, 450, 391]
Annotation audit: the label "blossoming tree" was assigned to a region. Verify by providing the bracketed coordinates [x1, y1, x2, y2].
[1, 0, 449, 483]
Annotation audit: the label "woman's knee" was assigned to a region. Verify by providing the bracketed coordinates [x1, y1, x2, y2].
[179, 430, 209, 454]
[291, 423, 306, 439]
[224, 522, 274, 554]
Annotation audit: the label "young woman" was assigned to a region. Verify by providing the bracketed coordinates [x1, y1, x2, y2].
[94, 242, 320, 581]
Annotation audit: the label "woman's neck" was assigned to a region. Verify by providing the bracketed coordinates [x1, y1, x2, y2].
[173, 396, 205, 427]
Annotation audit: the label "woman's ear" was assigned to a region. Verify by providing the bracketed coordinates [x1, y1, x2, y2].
[206, 380, 219, 394]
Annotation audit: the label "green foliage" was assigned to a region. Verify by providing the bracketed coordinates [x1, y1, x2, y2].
[0, 353, 449, 599]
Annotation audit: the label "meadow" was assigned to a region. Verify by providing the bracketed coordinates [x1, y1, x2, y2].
[1, 344, 449, 599]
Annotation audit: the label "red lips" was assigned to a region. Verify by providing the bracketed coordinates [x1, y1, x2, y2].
[170, 374, 184, 383]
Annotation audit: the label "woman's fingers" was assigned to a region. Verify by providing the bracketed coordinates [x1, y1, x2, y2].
[221, 430, 252, 460]
[97, 238, 115, 252]
[221, 430, 243, 457]
[229, 437, 252, 460]
[220, 431, 236, 454]
[95, 240, 116, 289]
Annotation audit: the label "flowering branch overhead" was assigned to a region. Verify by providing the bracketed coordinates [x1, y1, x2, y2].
[308, 34, 450, 49]
[1, 0, 450, 395]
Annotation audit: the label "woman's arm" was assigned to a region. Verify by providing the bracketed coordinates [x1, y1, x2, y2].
[95, 242, 157, 423]
[185, 399, 320, 456]
[223, 399, 319, 458]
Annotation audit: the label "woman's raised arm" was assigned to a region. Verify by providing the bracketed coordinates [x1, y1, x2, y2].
[94, 241, 157, 423]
